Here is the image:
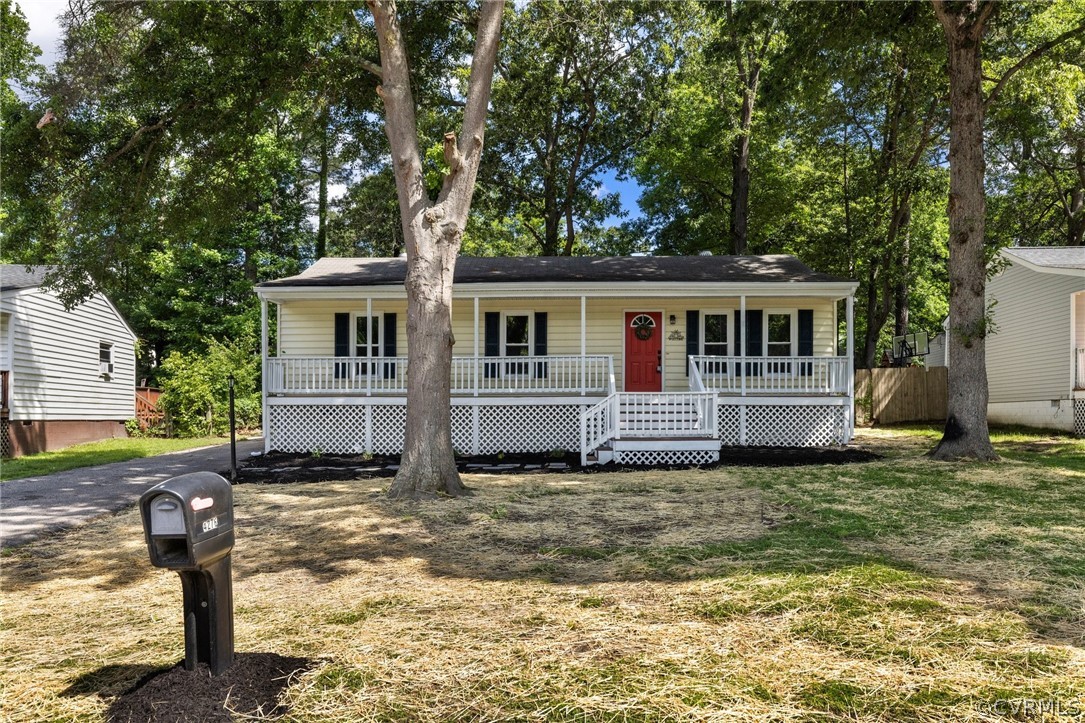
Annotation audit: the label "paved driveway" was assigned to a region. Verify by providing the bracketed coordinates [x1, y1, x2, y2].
[0, 438, 264, 548]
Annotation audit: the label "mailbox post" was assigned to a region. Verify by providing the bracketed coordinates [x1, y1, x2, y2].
[140, 472, 235, 676]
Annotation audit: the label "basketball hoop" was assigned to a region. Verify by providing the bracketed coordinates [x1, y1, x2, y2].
[890, 331, 930, 365]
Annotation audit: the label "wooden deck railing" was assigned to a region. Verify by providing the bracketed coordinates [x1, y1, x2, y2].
[1, 370, 8, 416]
[1076, 348, 1085, 390]
[267, 355, 613, 396]
[135, 386, 165, 430]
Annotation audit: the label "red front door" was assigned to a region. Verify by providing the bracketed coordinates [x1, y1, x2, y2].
[625, 311, 663, 392]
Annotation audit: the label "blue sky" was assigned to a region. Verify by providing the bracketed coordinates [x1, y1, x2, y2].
[597, 169, 645, 225]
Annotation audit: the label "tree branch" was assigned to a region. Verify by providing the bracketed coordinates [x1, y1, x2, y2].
[985, 19, 1085, 108]
[358, 57, 383, 79]
[105, 117, 170, 165]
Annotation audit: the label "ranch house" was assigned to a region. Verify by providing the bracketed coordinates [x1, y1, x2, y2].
[256, 255, 858, 465]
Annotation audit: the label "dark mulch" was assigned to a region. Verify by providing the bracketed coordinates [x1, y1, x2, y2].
[106, 654, 314, 723]
[227, 446, 879, 484]
[717, 445, 881, 467]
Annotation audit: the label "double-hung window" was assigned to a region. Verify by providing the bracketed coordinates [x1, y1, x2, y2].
[766, 312, 794, 374]
[503, 312, 531, 375]
[701, 313, 730, 376]
[99, 342, 114, 378]
[354, 315, 381, 375]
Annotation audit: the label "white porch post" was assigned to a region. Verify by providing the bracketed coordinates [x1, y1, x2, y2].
[739, 295, 747, 398]
[366, 297, 372, 397]
[739, 295, 747, 445]
[472, 297, 480, 454]
[580, 295, 587, 396]
[846, 294, 855, 441]
[473, 297, 480, 397]
[261, 298, 270, 453]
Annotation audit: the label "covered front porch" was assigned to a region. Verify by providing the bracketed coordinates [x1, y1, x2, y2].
[256, 255, 857, 464]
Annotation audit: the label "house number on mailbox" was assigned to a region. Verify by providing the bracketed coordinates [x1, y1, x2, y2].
[202, 517, 219, 533]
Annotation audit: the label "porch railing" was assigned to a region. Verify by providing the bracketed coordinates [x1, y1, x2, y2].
[689, 355, 850, 395]
[615, 392, 718, 438]
[266, 355, 612, 396]
[1077, 348, 1085, 390]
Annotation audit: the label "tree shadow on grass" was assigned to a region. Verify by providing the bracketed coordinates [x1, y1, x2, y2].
[228, 474, 1084, 651]
[61, 654, 315, 723]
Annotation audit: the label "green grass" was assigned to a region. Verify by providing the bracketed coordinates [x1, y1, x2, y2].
[0, 436, 229, 480]
[2, 426, 1084, 722]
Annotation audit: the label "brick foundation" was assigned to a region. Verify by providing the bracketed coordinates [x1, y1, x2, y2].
[4, 419, 128, 458]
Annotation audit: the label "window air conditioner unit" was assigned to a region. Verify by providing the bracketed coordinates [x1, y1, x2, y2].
[100, 362, 114, 376]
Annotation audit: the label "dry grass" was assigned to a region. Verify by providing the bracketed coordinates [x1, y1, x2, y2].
[2, 428, 1084, 721]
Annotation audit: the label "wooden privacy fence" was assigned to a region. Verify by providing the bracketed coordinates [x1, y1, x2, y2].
[855, 367, 947, 425]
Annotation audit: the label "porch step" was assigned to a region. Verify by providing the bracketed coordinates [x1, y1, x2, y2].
[606, 438, 720, 466]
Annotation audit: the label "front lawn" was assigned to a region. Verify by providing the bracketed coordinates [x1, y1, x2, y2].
[0, 436, 231, 481]
[1, 428, 1082, 721]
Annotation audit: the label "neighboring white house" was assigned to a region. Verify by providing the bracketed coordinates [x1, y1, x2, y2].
[985, 247, 1085, 435]
[256, 255, 859, 465]
[0, 265, 137, 457]
[926, 319, 949, 368]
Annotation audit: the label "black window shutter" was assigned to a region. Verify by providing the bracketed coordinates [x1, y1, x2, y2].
[798, 309, 814, 375]
[685, 310, 699, 376]
[383, 313, 397, 379]
[533, 312, 548, 378]
[484, 311, 500, 378]
[733, 310, 742, 377]
[334, 312, 350, 378]
[746, 309, 763, 376]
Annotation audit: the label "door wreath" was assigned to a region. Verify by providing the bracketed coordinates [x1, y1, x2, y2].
[630, 314, 656, 341]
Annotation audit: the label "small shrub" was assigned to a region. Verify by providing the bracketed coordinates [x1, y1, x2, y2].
[158, 337, 261, 438]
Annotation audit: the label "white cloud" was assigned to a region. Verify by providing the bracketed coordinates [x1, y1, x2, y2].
[17, 0, 67, 71]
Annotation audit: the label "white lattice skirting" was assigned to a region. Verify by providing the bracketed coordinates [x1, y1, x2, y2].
[717, 403, 847, 446]
[1075, 398, 1085, 438]
[269, 402, 582, 456]
[613, 449, 719, 466]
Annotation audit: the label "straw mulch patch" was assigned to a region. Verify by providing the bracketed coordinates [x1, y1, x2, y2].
[2, 429, 1083, 721]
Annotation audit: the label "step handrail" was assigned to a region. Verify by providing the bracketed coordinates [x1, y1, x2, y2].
[580, 392, 617, 465]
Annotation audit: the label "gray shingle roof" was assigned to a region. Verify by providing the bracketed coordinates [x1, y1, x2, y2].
[1003, 246, 1085, 270]
[0, 265, 53, 291]
[259, 255, 851, 288]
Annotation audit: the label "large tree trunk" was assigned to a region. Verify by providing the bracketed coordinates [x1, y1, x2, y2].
[367, 0, 504, 497]
[930, 0, 997, 461]
[730, 90, 752, 255]
[1070, 141, 1084, 245]
[316, 108, 330, 260]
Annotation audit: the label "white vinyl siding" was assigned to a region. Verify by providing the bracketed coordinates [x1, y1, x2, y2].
[277, 295, 837, 393]
[0, 289, 136, 421]
[986, 261, 1085, 404]
[277, 300, 409, 358]
[0, 312, 10, 369]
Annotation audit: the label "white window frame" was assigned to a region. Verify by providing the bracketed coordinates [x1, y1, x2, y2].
[700, 310, 733, 357]
[351, 313, 382, 376]
[99, 342, 114, 379]
[764, 309, 797, 376]
[501, 310, 534, 376]
[698, 309, 733, 378]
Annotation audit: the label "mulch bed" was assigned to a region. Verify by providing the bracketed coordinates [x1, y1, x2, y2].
[227, 446, 880, 484]
[107, 654, 314, 722]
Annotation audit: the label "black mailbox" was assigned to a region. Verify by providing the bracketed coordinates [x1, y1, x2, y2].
[140, 472, 235, 676]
